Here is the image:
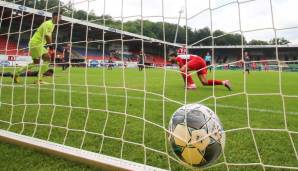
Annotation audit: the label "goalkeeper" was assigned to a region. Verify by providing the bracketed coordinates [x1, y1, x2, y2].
[13, 12, 62, 84]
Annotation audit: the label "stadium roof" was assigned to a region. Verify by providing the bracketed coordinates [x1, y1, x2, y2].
[0, 1, 179, 48]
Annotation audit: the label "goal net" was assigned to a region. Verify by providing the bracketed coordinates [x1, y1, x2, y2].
[0, 0, 298, 170]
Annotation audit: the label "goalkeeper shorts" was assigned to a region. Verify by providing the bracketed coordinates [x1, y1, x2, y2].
[29, 42, 47, 59]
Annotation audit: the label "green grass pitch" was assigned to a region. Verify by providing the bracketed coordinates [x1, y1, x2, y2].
[0, 67, 297, 171]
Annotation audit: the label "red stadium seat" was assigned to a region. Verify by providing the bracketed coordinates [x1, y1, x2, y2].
[0, 36, 27, 56]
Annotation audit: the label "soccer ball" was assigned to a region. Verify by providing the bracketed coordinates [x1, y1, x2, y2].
[168, 103, 225, 167]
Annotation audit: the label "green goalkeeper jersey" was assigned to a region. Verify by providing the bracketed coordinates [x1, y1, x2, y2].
[29, 20, 54, 45]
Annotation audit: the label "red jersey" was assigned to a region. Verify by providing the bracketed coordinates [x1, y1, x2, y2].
[175, 54, 207, 74]
[175, 55, 204, 67]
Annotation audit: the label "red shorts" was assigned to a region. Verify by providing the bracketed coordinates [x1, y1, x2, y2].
[187, 58, 207, 75]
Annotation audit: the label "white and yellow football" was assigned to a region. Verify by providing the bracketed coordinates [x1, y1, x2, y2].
[168, 103, 225, 168]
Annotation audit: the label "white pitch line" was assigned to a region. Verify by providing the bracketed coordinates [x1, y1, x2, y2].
[208, 103, 298, 116]
[3, 84, 298, 115]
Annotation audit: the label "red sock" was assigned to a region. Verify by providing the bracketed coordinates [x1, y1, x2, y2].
[207, 80, 223, 85]
[181, 72, 194, 85]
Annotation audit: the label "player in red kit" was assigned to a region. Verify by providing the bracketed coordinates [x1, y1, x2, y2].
[169, 51, 232, 90]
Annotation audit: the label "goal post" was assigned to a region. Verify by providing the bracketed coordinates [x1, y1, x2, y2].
[0, 129, 166, 171]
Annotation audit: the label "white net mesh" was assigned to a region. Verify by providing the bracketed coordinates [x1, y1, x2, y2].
[0, 0, 298, 170]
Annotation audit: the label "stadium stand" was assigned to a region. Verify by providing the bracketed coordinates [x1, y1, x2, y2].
[0, 36, 28, 56]
[1, 35, 297, 69]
